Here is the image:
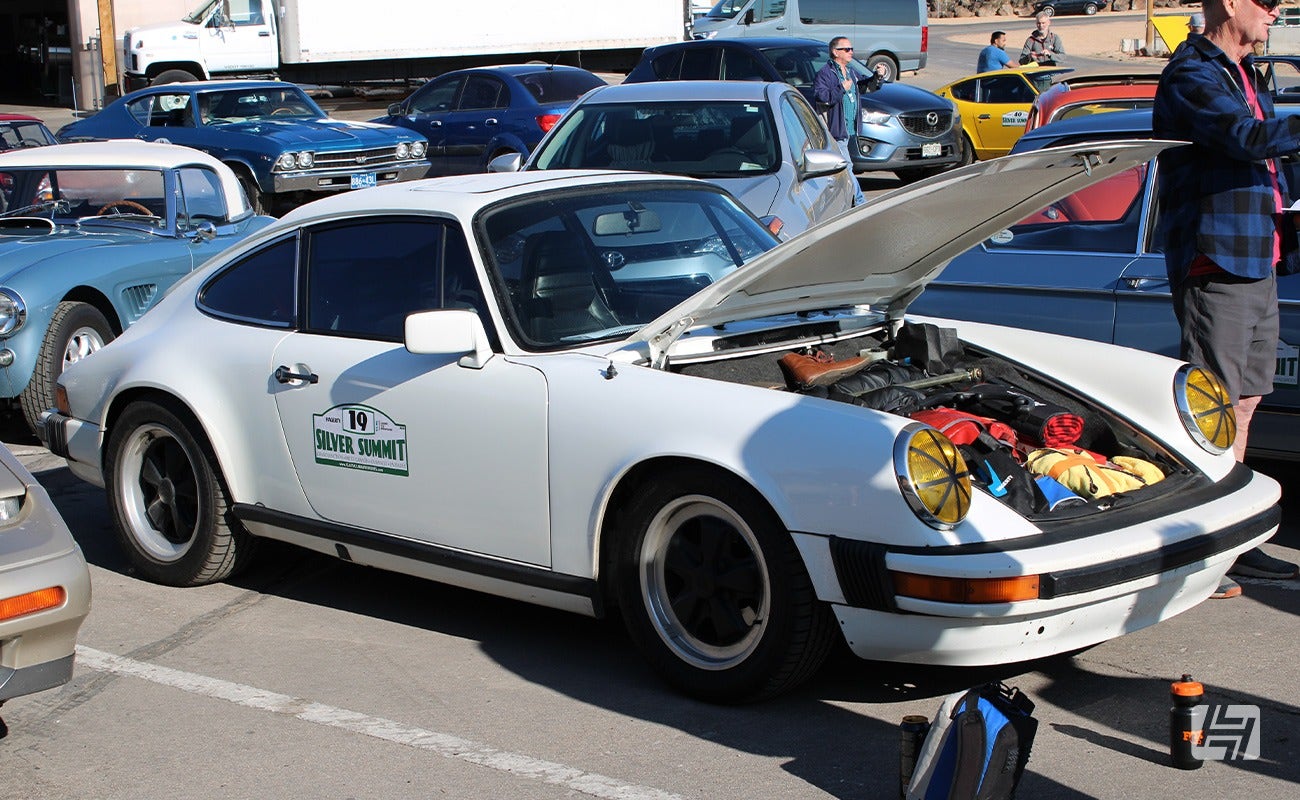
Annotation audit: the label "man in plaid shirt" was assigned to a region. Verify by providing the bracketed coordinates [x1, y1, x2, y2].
[1154, 0, 1300, 597]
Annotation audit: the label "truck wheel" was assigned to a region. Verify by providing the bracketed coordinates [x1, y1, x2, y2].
[234, 168, 268, 215]
[106, 399, 255, 586]
[19, 301, 114, 434]
[865, 54, 899, 83]
[612, 466, 835, 703]
[152, 69, 200, 85]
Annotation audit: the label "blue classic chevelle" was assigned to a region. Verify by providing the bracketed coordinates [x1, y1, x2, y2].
[56, 80, 429, 214]
[910, 108, 1300, 460]
[0, 140, 277, 432]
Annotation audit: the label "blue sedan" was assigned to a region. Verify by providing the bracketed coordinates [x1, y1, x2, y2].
[370, 65, 607, 176]
[56, 80, 429, 214]
[910, 108, 1300, 460]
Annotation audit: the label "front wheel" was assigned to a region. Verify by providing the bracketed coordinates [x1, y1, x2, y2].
[19, 301, 114, 433]
[234, 167, 269, 216]
[958, 132, 976, 166]
[1039, 5, 1056, 16]
[153, 68, 200, 85]
[1084, 2, 1098, 13]
[106, 400, 254, 586]
[612, 467, 835, 703]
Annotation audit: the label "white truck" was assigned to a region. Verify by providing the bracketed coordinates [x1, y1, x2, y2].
[120, 0, 689, 91]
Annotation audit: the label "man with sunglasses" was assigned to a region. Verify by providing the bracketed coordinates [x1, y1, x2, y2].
[813, 36, 887, 205]
[1154, 0, 1300, 598]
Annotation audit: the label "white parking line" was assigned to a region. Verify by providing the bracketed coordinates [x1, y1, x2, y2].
[75, 646, 683, 800]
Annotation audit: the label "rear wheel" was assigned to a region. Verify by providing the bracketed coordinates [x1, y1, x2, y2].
[865, 54, 899, 83]
[106, 400, 255, 586]
[1084, 2, 1099, 14]
[612, 466, 835, 703]
[1040, 5, 1056, 17]
[152, 68, 200, 85]
[19, 301, 114, 434]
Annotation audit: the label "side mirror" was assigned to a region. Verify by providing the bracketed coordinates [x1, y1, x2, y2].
[486, 152, 523, 173]
[191, 220, 218, 243]
[405, 309, 493, 369]
[387, 102, 404, 117]
[742, 8, 754, 24]
[801, 147, 849, 179]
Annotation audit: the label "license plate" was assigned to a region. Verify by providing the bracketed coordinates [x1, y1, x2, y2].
[351, 173, 377, 190]
[921, 143, 941, 158]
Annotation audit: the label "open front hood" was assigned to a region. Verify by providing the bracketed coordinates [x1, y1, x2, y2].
[633, 140, 1176, 358]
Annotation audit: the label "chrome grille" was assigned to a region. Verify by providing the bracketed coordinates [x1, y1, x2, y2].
[899, 110, 953, 138]
[310, 147, 409, 172]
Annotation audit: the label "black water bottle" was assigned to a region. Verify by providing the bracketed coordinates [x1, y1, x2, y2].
[899, 714, 931, 798]
[1169, 674, 1204, 770]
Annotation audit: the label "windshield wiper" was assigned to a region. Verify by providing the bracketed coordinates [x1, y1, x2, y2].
[0, 198, 70, 218]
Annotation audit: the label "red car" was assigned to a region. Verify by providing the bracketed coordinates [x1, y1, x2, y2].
[0, 113, 56, 151]
[1023, 73, 1159, 133]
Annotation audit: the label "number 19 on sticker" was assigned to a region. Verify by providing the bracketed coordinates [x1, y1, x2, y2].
[343, 407, 371, 434]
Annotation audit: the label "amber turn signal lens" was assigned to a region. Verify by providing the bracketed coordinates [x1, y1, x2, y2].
[0, 586, 66, 622]
[892, 572, 1040, 604]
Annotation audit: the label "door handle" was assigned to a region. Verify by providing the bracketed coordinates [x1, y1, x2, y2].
[274, 365, 318, 384]
[978, 114, 991, 120]
[485, 118, 499, 125]
[1123, 277, 1150, 288]
[259, 31, 271, 36]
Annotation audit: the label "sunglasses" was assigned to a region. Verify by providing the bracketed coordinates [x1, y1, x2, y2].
[834, 46, 854, 52]
[1252, 0, 1282, 10]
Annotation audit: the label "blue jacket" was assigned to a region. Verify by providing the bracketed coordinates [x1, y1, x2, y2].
[813, 60, 884, 141]
[1153, 35, 1300, 282]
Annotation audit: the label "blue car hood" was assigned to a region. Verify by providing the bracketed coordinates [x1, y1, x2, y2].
[214, 118, 412, 147]
[863, 84, 954, 114]
[0, 227, 150, 282]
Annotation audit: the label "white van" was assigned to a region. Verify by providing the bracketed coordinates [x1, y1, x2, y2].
[690, 0, 927, 80]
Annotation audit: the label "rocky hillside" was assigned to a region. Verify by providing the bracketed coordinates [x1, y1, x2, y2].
[929, 0, 1188, 17]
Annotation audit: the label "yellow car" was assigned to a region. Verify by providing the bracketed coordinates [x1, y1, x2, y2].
[935, 66, 1073, 162]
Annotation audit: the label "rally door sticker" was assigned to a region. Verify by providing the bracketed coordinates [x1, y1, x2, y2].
[1278, 339, 1298, 387]
[1001, 110, 1029, 127]
[313, 404, 408, 476]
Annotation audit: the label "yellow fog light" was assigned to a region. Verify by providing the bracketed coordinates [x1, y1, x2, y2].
[894, 423, 971, 529]
[1175, 365, 1235, 455]
[893, 572, 1041, 604]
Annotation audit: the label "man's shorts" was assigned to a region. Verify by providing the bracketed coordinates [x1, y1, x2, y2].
[1173, 270, 1279, 401]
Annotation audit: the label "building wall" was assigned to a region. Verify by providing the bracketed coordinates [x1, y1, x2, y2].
[68, 0, 196, 109]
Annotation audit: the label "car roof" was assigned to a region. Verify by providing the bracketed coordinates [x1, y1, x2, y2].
[276, 169, 704, 225]
[1013, 108, 1155, 153]
[132, 79, 301, 93]
[0, 113, 43, 122]
[0, 139, 237, 171]
[576, 80, 780, 103]
[946, 65, 1073, 87]
[442, 64, 598, 77]
[649, 37, 826, 51]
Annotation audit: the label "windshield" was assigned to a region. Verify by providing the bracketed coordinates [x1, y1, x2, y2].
[481, 185, 775, 348]
[198, 86, 322, 123]
[184, 0, 222, 24]
[0, 167, 167, 226]
[706, 0, 750, 19]
[517, 70, 607, 104]
[532, 101, 780, 178]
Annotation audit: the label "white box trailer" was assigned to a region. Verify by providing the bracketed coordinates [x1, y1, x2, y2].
[122, 0, 688, 90]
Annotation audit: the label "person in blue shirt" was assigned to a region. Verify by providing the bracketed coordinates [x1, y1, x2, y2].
[977, 31, 1013, 73]
[813, 36, 885, 206]
[1154, 0, 1300, 596]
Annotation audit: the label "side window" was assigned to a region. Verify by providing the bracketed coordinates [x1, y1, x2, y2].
[760, 0, 788, 21]
[650, 51, 683, 81]
[989, 165, 1150, 255]
[177, 167, 228, 226]
[779, 96, 813, 166]
[949, 79, 977, 103]
[228, 0, 266, 25]
[136, 93, 195, 127]
[981, 76, 1034, 105]
[721, 49, 767, 81]
[199, 236, 297, 327]
[787, 92, 829, 149]
[306, 218, 474, 341]
[411, 77, 461, 114]
[679, 48, 717, 80]
[124, 96, 154, 126]
[458, 76, 507, 111]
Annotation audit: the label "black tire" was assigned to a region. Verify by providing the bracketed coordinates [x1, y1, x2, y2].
[1040, 5, 1056, 16]
[611, 466, 835, 703]
[958, 132, 976, 166]
[19, 301, 114, 434]
[152, 68, 200, 85]
[106, 399, 255, 586]
[233, 166, 268, 216]
[1084, 2, 1098, 14]
[865, 54, 899, 84]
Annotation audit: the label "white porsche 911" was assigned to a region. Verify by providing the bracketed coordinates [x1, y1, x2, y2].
[40, 141, 1281, 702]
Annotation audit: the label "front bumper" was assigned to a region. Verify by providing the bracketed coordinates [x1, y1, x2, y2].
[270, 160, 431, 195]
[849, 133, 962, 172]
[0, 504, 92, 702]
[795, 463, 1280, 665]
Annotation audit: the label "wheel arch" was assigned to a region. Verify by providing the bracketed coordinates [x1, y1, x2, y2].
[101, 387, 225, 488]
[61, 287, 124, 335]
[147, 62, 208, 82]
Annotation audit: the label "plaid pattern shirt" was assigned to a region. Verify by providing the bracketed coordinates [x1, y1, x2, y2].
[1153, 35, 1300, 283]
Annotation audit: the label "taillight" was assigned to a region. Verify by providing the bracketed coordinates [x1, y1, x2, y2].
[536, 113, 562, 133]
[921, 25, 928, 53]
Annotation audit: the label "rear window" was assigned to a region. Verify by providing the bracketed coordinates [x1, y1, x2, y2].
[517, 70, 607, 103]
